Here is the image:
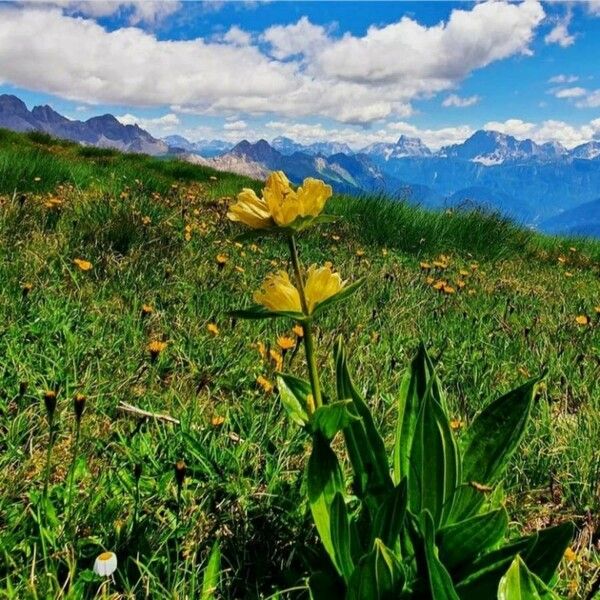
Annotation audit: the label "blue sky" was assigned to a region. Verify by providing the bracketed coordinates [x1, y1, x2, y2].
[1, 1, 599, 149]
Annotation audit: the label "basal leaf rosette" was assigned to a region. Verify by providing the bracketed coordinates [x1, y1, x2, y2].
[227, 171, 334, 237]
[231, 263, 363, 320]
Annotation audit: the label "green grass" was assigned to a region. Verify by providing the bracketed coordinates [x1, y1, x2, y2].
[0, 129, 598, 598]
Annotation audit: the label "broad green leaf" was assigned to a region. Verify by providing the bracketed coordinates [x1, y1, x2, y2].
[330, 493, 355, 582]
[437, 508, 508, 572]
[393, 343, 446, 485]
[306, 433, 345, 574]
[347, 539, 405, 600]
[411, 511, 461, 600]
[312, 400, 361, 440]
[230, 304, 304, 321]
[334, 337, 393, 501]
[370, 479, 408, 551]
[200, 541, 221, 600]
[497, 555, 563, 600]
[522, 522, 574, 584]
[311, 279, 365, 317]
[461, 378, 540, 485]
[455, 537, 537, 598]
[408, 380, 461, 527]
[277, 373, 311, 427]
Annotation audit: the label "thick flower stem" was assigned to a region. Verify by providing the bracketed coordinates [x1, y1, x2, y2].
[287, 236, 323, 409]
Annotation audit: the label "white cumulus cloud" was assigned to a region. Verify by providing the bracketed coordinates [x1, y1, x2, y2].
[0, 2, 546, 126]
[553, 87, 587, 99]
[442, 94, 480, 108]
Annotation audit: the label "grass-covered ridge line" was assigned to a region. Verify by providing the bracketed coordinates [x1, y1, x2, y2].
[0, 128, 598, 598]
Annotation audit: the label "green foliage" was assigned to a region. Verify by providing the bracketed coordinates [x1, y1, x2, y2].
[0, 129, 596, 598]
[287, 341, 573, 598]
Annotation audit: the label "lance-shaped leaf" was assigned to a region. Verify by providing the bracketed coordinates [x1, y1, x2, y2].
[334, 337, 393, 501]
[200, 541, 221, 600]
[306, 433, 345, 575]
[234, 214, 338, 242]
[347, 539, 405, 600]
[498, 556, 561, 600]
[277, 373, 311, 427]
[521, 522, 574, 584]
[411, 511, 461, 600]
[370, 479, 408, 551]
[393, 343, 446, 485]
[230, 304, 304, 321]
[461, 377, 540, 485]
[330, 493, 355, 582]
[437, 508, 508, 572]
[312, 400, 361, 440]
[408, 378, 461, 528]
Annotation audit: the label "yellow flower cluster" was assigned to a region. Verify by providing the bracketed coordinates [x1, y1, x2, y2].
[227, 171, 332, 229]
[253, 263, 345, 315]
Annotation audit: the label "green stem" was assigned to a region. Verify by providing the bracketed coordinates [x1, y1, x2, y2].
[287, 236, 323, 409]
[65, 424, 81, 527]
[43, 418, 54, 501]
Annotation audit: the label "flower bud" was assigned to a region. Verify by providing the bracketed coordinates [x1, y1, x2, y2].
[43, 390, 57, 422]
[175, 460, 186, 489]
[73, 393, 86, 423]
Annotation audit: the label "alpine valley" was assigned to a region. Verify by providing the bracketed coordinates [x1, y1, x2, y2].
[2, 94, 599, 237]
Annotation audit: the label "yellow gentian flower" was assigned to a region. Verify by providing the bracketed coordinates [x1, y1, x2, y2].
[227, 171, 332, 229]
[253, 271, 302, 313]
[304, 263, 345, 314]
[253, 263, 344, 315]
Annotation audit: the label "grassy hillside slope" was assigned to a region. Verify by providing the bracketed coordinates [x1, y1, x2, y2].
[0, 129, 598, 598]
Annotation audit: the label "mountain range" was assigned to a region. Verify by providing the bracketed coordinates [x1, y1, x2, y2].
[1, 93, 599, 236]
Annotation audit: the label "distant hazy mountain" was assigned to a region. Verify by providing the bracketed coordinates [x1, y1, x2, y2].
[0, 94, 168, 155]
[271, 136, 353, 157]
[163, 135, 234, 157]
[440, 130, 566, 165]
[541, 197, 600, 237]
[570, 141, 600, 160]
[207, 139, 391, 195]
[362, 135, 432, 160]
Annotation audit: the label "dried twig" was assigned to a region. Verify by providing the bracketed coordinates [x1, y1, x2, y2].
[117, 401, 180, 425]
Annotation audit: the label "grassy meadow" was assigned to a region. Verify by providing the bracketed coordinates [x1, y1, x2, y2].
[0, 128, 598, 598]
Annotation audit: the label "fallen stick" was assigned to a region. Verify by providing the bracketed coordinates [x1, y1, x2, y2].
[116, 401, 244, 443]
[117, 401, 180, 425]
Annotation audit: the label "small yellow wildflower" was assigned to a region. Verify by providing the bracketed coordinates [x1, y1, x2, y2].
[147, 340, 167, 360]
[216, 254, 228, 267]
[141, 304, 154, 317]
[277, 336, 296, 351]
[256, 375, 273, 393]
[269, 349, 283, 371]
[420, 262, 432, 270]
[450, 419, 463, 430]
[73, 258, 93, 271]
[207, 323, 219, 337]
[594, 306, 600, 314]
[442, 285, 456, 295]
[211, 415, 225, 427]
[235, 266, 245, 273]
[292, 324, 304, 338]
[355, 249, 365, 257]
[575, 315, 589, 326]
[563, 547, 577, 562]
